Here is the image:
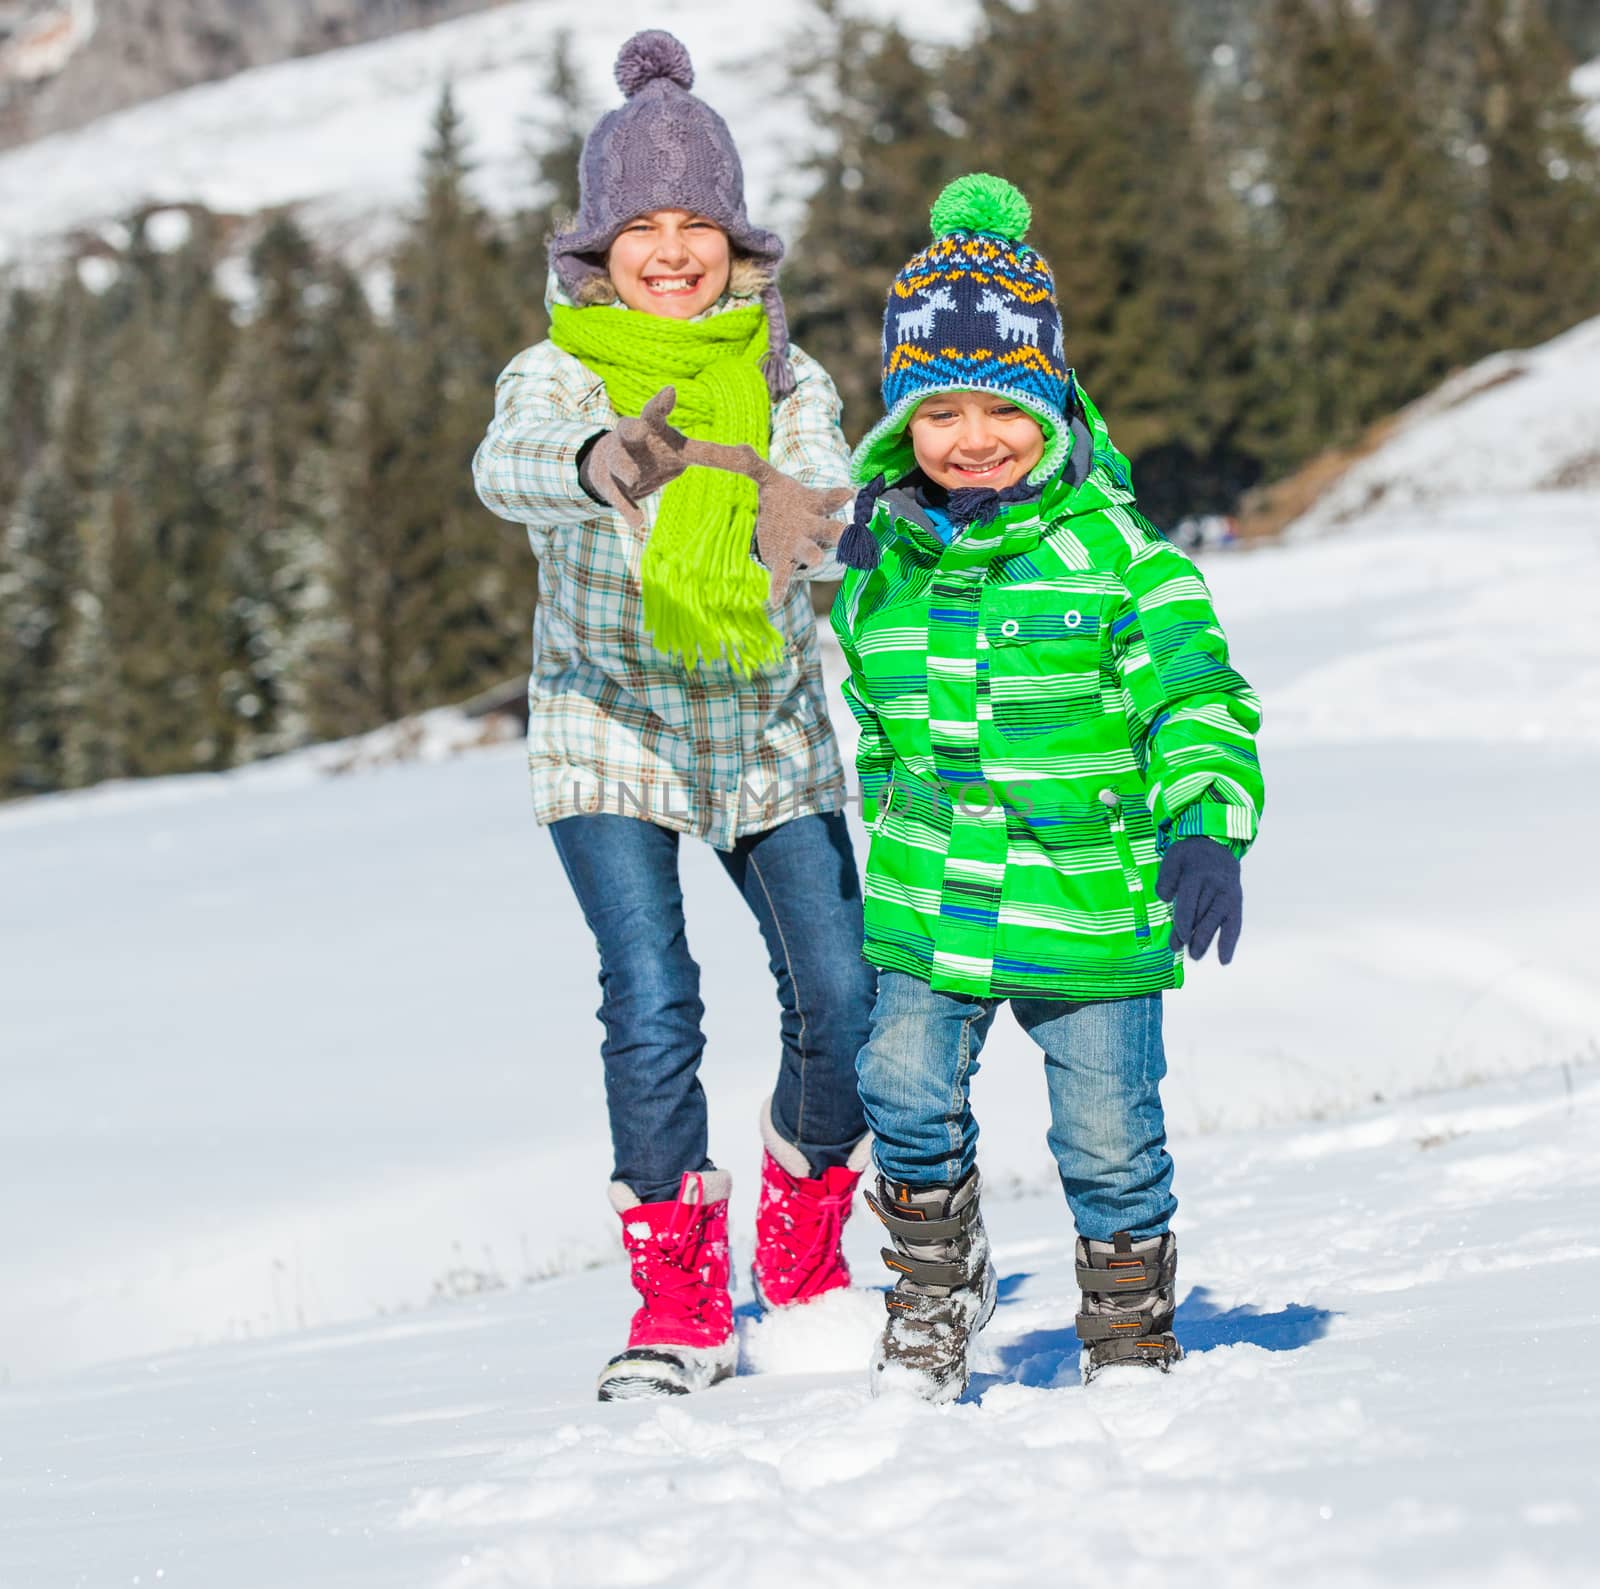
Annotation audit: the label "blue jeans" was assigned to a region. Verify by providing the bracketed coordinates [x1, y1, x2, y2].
[856, 971, 1176, 1240]
[549, 811, 876, 1204]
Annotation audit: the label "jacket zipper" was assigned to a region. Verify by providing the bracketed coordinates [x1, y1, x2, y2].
[1097, 788, 1151, 941]
[869, 780, 897, 834]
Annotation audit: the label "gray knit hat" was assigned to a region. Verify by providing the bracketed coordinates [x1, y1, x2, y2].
[549, 30, 794, 398]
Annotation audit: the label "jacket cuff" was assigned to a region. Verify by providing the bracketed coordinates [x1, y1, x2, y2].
[574, 430, 609, 505]
[1165, 795, 1256, 858]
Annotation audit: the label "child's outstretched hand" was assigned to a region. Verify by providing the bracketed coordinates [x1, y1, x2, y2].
[579, 387, 690, 529]
[1155, 837, 1243, 964]
[581, 386, 854, 601]
[744, 463, 856, 604]
[664, 437, 853, 604]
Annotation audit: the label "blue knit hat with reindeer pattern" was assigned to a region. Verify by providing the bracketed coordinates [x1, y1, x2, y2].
[850, 174, 1072, 488]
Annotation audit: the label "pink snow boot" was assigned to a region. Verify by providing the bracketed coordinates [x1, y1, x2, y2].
[752, 1098, 872, 1309]
[598, 1169, 737, 1401]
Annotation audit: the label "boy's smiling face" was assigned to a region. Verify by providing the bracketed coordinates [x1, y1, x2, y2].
[606, 209, 731, 319]
[908, 391, 1046, 491]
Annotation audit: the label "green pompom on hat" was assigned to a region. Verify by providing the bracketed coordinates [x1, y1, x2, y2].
[849, 173, 1072, 489]
[929, 172, 1033, 241]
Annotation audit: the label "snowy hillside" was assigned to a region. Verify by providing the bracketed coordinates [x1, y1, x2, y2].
[6, 272, 1600, 1575]
[1286, 311, 1600, 533]
[0, 0, 978, 272]
[0, 16, 1593, 279]
[4, 491, 1599, 1580]
[4, 477, 1598, 1355]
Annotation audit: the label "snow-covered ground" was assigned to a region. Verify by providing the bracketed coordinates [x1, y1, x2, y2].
[3, 1065, 1595, 1589]
[6, 485, 1598, 1392]
[5, 330, 1600, 1576]
[0, 0, 977, 273]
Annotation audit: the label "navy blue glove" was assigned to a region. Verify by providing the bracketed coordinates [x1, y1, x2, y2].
[1155, 837, 1242, 964]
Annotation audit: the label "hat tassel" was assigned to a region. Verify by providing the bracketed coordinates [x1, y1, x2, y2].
[837, 474, 886, 570]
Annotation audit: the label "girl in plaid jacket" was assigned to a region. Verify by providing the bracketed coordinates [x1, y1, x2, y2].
[472, 31, 875, 1401]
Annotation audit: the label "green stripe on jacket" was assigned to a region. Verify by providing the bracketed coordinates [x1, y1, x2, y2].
[831, 394, 1264, 1000]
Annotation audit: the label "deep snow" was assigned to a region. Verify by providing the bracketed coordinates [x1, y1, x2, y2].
[2, 1069, 1594, 1587]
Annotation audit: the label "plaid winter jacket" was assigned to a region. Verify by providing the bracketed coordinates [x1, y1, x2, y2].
[472, 309, 851, 850]
[831, 394, 1264, 1000]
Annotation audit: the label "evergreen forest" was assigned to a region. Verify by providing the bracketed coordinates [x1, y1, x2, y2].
[2, 0, 1597, 798]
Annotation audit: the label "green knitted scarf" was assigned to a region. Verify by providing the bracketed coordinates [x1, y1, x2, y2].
[549, 300, 781, 673]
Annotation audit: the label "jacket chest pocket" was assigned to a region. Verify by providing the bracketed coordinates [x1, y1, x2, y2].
[981, 595, 1108, 742]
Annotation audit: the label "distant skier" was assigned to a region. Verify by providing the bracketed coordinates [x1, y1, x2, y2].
[831, 175, 1265, 1399]
[473, 31, 874, 1401]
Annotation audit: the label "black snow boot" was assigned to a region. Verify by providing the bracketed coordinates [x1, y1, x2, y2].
[864, 1168, 998, 1403]
[1075, 1230, 1182, 1382]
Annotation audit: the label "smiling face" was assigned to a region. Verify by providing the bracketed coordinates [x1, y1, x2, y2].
[605, 209, 732, 319]
[907, 390, 1048, 491]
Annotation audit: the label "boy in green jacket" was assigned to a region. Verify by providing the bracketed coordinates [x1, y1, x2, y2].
[831, 175, 1264, 1400]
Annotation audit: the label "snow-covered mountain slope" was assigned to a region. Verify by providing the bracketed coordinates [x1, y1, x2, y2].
[4, 487, 1597, 1390]
[2, 1067, 1595, 1589]
[1285, 312, 1600, 534]
[0, 0, 494, 149]
[0, 0, 977, 271]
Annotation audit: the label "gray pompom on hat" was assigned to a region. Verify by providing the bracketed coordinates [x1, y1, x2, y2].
[549, 30, 795, 399]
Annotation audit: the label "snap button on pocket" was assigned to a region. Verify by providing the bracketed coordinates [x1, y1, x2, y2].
[1001, 619, 1020, 637]
[1063, 610, 1083, 629]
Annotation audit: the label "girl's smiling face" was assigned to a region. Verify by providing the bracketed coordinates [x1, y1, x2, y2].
[606, 209, 731, 319]
[908, 391, 1046, 491]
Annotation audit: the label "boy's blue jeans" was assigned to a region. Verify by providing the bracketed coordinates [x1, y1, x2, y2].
[549, 811, 875, 1204]
[856, 971, 1177, 1240]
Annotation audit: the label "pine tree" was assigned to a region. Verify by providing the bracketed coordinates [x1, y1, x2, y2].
[26, 311, 102, 793]
[1246, 0, 1476, 470]
[509, 29, 590, 343]
[950, 0, 1259, 520]
[207, 213, 370, 761]
[315, 85, 533, 734]
[1464, 0, 1600, 352]
[784, 4, 960, 443]
[0, 456, 82, 794]
[79, 211, 238, 778]
[0, 285, 53, 521]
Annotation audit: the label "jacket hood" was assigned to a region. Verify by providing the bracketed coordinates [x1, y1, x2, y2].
[865, 390, 1134, 565]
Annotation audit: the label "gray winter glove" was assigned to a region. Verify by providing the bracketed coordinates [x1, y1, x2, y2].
[740, 458, 855, 604]
[579, 383, 853, 601]
[577, 387, 690, 529]
[1155, 836, 1242, 964]
[652, 436, 852, 603]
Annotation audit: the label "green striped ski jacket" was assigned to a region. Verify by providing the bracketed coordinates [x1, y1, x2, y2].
[831, 396, 1264, 1000]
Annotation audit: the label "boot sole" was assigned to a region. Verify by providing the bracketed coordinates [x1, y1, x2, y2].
[596, 1342, 737, 1402]
[1081, 1340, 1183, 1386]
